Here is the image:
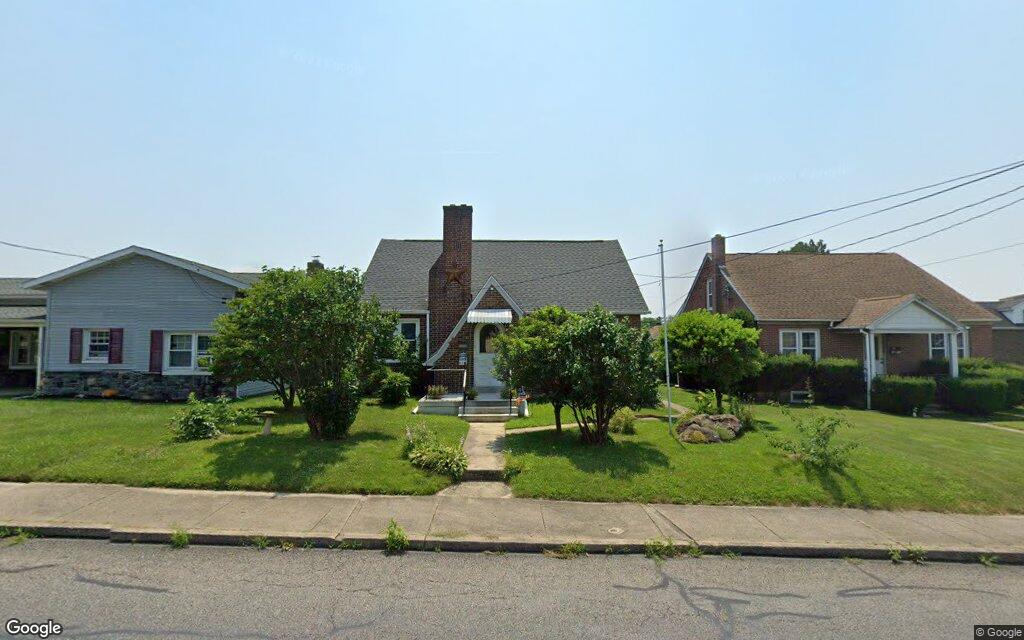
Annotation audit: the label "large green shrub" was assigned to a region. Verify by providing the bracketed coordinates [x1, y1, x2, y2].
[169, 394, 222, 442]
[918, 358, 949, 377]
[609, 407, 637, 434]
[759, 354, 813, 393]
[811, 358, 864, 406]
[941, 377, 1009, 415]
[871, 376, 936, 415]
[962, 365, 1024, 407]
[378, 371, 410, 407]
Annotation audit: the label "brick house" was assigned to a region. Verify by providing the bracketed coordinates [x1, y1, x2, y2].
[979, 294, 1024, 364]
[363, 204, 649, 394]
[678, 235, 1000, 402]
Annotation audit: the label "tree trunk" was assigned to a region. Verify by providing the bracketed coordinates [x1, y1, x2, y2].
[715, 388, 724, 414]
[553, 402, 563, 433]
[286, 386, 296, 409]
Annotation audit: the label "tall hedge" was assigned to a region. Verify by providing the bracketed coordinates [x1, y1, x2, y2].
[871, 375, 936, 415]
[811, 357, 864, 406]
[962, 365, 1024, 407]
[941, 377, 1008, 415]
[759, 354, 813, 393]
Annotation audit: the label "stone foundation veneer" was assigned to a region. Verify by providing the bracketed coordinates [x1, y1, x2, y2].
[40, 371, 232, 401]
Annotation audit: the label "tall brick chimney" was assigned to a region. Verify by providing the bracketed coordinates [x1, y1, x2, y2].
[428, 204, 473, 354]
[711, 234, 726, 267]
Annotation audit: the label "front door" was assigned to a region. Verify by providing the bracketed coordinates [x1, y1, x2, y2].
[474, 324, 502, 388]
[873, 334, 886, 376]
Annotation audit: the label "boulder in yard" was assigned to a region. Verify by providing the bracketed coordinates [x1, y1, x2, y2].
[675, 413, 743, 444]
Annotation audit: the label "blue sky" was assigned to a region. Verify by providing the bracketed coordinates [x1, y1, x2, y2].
[2, 0, 1022, 312]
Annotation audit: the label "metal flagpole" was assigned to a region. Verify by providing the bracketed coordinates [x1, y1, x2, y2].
[660, 240, 673, 426]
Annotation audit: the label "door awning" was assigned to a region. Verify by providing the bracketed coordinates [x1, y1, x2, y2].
[467, 309, 513, 324]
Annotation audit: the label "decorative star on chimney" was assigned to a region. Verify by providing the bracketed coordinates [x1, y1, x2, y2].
[445, 264, 467, 285]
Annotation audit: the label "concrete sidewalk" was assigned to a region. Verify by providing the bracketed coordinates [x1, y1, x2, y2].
[1, 481, 1022, 562]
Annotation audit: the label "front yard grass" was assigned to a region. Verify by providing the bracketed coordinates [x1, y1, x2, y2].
[0, 396, 468, 495]
[505, 389, 1024, 513]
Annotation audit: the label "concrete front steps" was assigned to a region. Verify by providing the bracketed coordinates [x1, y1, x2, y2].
[459, 399, 517, 423]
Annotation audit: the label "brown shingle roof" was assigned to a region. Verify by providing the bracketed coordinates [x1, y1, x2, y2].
[835, 295, 917, 329]
[719, 253, 997, 323]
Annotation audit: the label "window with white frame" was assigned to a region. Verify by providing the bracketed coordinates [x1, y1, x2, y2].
[9, 330, 38, 369]
[84, 329, 110, 363]
[705, 279, 714, 311]
[165, 332, 213, 372]
[928, 333, 966, 360]
[779, 329, 819, 360]
[397, 320, 419, 355]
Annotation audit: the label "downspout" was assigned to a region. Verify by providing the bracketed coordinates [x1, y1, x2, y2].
[860, 329, 872, 410]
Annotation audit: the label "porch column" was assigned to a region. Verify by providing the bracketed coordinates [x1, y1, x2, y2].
[949, 331, 960, 378]
[863, 331, 873, 410]
[35, 326, 44, 391]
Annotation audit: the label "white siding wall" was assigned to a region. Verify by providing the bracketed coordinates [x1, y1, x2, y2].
[45, 255, 236, 372]
[874, 303, 956, 333]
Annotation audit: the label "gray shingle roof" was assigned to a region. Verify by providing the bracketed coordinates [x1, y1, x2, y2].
[978, 301, 1018, 327]
[0, 306, 45, 320]
[363, 240, 649, 315]
[0, 278, 44, 301]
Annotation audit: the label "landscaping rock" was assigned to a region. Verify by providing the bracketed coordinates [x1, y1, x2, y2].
[675, 413, 743, 444]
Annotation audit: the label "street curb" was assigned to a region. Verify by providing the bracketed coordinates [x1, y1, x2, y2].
[3, 521, 1019, 564]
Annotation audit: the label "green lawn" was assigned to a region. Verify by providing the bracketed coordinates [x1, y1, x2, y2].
[505, 389, 1024, 514]
[0, 396, 468, 495]
[507, 394, 670, 430]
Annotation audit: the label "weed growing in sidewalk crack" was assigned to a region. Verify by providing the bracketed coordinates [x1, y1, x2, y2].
[1, 528, 37, 547]
[279, 540, 294, 552]
[250, 536, 270, 550]
[544, 542, 587, 559]
[169, 528, 190, 549]
[979, 554, 999, 568]
[384, 519, 410, 555]
[720, 549, 740, 560]
[906, 545, 926, 564]
[643, 538, 678, 561]
[888, 547, 903, 564]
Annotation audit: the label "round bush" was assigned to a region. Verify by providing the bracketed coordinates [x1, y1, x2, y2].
[871, 375, 936, 415]
[378, 371, 410, 407]
[609, 407, 637, 434]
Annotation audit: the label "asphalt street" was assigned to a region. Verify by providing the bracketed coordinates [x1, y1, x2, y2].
[1, 538, 1022, 639]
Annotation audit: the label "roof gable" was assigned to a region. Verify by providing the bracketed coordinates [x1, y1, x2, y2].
[24, 246, 253, 290]
[363, 239, 649, 314]
[716, 252, 995, 323]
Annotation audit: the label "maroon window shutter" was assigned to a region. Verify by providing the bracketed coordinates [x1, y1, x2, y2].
[149, 330, 163, 373]
[108, 328, 124, 364]
[69, 328, 83, 364]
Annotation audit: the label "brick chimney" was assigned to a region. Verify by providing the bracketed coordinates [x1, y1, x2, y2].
[428, 204, 473, 354]
[306, 256, 324, 275]
[711, 234, 726, 267]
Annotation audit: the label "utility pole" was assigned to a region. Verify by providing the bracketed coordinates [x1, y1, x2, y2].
[659, 240, 673, 426]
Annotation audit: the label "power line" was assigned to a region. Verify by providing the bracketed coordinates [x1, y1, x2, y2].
[0, 240, 91, 260]
[828, 184, 1024, 252]
[725, 158, 1024, 241]
[920, 240, 1024, 267]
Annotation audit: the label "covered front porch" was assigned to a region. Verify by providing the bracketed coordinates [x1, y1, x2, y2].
[836, 295, 965, 409]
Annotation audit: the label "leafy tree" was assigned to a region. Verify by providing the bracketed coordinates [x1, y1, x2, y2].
[211, 269, 304, 408]
[212, 266, 401, 439]
[560, 307, 659, 445]
[640, 316, 663, 331]
[726, 308, 757, 329]
[494, 306, 577, 433]
[779, 239, 828, 254]
[668, 309, 764, 412]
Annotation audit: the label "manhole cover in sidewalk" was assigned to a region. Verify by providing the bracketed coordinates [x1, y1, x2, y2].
[607, 527, 623, 535]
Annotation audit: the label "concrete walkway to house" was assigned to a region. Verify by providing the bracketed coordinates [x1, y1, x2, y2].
[1, 481, 1023, 562]
[459, 422, 506, 481]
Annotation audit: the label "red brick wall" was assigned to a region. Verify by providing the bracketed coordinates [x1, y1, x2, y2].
[756, 323, 862, 361]
[993, 329, 1024, 364]
[429, 287, 522, 387]
[681, 257, 750, 317]
[968, 325, 993, 359]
